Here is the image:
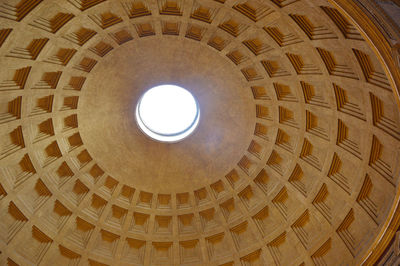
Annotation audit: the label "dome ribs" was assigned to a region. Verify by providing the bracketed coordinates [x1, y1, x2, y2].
[29, 12, 75, 33]
[336, 119, 362, 159]
[229, 221, 256, 251]
[1, 153, 36, 188]
[311, 238, 332, 266]
[0, 95, 22, 124]
[150, 241, 173, 265]
[67, 0, 106, 11]
[289, 14, 337, 40]
[74, 57, 98, 73]
[162, 21, 181, 36]
[0, 201, 28, 244]
[135, 22, 155, 37]
[0, 0, 42, 22]
[300, 81, 330, 109]
[0, 28, 12, 48]
[122, 1, 151, 19]
[312, 183, 332, 224]
[288, 163, 307, 196]
[356, 174, 379, 225]
[190, 1, 218, 24]
[0, 66, 31, 91]
[29, 94, 53, 116]
[274, 82, 298, 102]
[91, 229, 120, 258]
[185, 24, 206, 41]
[263, 25, 302, 47]
[333, 83, 366, 121]
[16, 225, 52, 264]
[0, 126, 25, 160]
[218, 17, 249, 37]
[205, 232, 232, 261]
[179, 239, 202, 264]
[129, 212, 149, 233]
[109, 29, 133, 45]
[353, 48, 391, 91]
[286, 52, 322, 75]
[89, 41, 114, 57]
[178, 213, 196, 234]
[261, 59, 290, 77]
[65, 217, 95, 249]
[306, 110, 330, 141]
[232, 0, 274, 22]
[6, 38, 49, 60]
[320, 6, 364, 41]
[89, 12, 123, 30]
[64, 76, 86, 91]
[370, 92, 400, 141]
[121, 238, 145, 264]
[251, 85, 271, 100]
[316, 47, 358, 80]
[32, 71, 62, 89]
[47, 161, 74, 188]
[369, 135, 397, 185]
[44, 47, 77, 66]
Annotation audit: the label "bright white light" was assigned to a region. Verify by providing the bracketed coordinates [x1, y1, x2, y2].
[136, 85, 200, 142]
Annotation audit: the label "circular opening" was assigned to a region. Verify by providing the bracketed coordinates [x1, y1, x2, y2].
[136, 85, 200, 142]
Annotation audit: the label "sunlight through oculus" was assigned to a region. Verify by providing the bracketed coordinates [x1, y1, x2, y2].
[136, 85, 200, 142]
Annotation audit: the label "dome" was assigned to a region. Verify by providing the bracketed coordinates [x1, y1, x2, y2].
[0, 0, 399, 265]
